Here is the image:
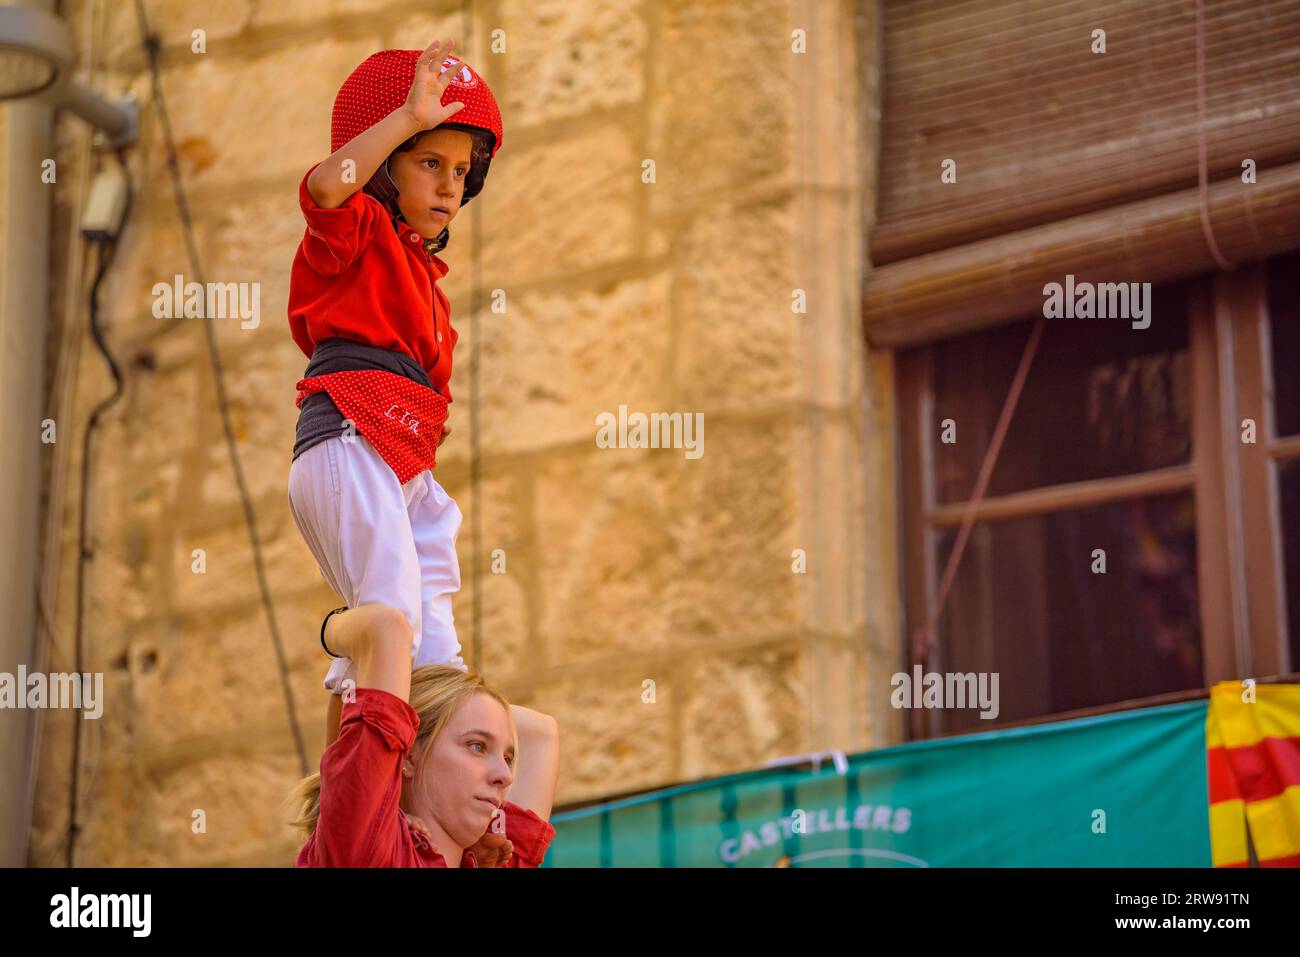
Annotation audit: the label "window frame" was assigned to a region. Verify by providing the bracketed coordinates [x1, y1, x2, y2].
[897, 264, 1294, 740]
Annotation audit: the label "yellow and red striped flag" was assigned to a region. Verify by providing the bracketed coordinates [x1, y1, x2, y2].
[1206, 681, 1300, 867]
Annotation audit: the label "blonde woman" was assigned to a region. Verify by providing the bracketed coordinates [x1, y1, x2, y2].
[290, 604, 559, 867]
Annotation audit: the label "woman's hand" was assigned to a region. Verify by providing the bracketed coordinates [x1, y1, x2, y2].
[413, 809, 515, 866]
[467, 828, 515, 868]
[403, 39, 466, 130]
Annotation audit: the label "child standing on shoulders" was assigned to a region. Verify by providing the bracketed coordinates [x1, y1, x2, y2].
[286, 39, 495, 695]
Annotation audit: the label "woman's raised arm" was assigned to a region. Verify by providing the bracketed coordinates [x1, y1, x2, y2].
[506, 705, 560, 821]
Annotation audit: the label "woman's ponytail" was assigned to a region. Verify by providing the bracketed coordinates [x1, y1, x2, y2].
[287, 770, 323, 838]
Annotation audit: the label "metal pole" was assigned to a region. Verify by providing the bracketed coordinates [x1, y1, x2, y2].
[0, 1, 56, 867]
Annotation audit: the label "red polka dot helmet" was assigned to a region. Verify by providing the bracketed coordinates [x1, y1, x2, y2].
[331, 48, 502, 208]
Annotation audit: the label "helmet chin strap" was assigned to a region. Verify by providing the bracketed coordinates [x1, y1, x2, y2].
[381, 157, 448, 255]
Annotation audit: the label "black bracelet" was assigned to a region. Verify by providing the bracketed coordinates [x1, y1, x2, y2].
[321, 606, 349, 658]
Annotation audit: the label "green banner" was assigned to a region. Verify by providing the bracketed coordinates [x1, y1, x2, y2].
[543, 699, 1211, 867]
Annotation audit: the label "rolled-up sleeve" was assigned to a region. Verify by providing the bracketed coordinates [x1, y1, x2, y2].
[501, 800, 557, 868]
[314, 687, 418, 867]
[298, 163, 385, 276]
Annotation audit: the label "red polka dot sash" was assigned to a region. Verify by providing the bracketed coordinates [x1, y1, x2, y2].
[295, 370, 449, 484]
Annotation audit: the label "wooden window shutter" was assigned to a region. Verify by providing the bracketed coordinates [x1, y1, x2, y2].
[865, 0, 1300, 347]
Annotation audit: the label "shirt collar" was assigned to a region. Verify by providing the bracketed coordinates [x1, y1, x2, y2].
[407, 814, 477, 867]
[392, 215, 450, 280]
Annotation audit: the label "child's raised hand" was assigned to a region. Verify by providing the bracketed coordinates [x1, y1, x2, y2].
[404, 39, 466, 130]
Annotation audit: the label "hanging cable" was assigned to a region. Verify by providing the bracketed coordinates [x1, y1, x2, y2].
[462, 0, 484, 675]
[133, 0, 206, 337]
[913, 317, 1046, 672]
[1195, 0, 1234, 272]
[67, 148, 134, 867]
[62, 0, 317, 868]
[129, 0, 309, 782]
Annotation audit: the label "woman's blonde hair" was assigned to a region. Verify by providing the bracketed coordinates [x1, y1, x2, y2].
[288, 665, 513, 838]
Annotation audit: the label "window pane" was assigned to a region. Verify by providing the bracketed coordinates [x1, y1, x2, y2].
[934, 493, 1202, 734]
[1267, 251, 1300, 439]
[1279, 460, 1300, 670]
[930, 281, 1192, 504]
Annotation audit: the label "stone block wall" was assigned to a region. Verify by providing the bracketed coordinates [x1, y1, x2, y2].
[24, 0, 899, 866]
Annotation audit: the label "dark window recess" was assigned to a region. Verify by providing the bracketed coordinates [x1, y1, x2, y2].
[934, 492, 1202, 734]
[1267, 251, 1300, 440]
[932, 281, 1191, 504]
[1279, 460, 1300, 671]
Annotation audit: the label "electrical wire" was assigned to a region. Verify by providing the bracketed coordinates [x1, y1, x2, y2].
[461, 0, 483, 675]
[129, 0, 308, 776]
[133, 0, 204, 338]
[1195, 0, 1234, 272]
[63, 0, 313, 865]
[914, 316, 1047, 677]
[67, 149, 133, 866]
[32, 0, 104, 869]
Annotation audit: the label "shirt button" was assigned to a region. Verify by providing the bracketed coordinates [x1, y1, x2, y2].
[437, 332, 443, 342]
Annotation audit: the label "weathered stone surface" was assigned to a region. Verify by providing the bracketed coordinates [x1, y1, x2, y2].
[98, 0, 254, 68]
[527, 666, 676, 804]
[860, 349, 901, 753]
[648, 0, 795, 215]
[201, 187, 302, 355]
[96, 0, 467, 68]
[372, 6, 470, 54]
[791, 189, 867, 407]
[497, 0, 647, 128]
[790, 414, 870, 637]
[168, 500, 312, 617]
[534, 449, 678, 666]
[441, 468, 533, 681]
[660, 416, 801, 641]
[94, 362, 201, 540]
[466, 271, 675, 456]
[139, 35, 384, 195]
[122, 601, 319, 749]
[146, 752, 306, 865]
[804, 639, 874, 755]
[99, 207, 198, 342]
[456, 560, 532, 687]
[440, 463, 526, 553]
[28, 0, 887, 867]
[675, 200, 801, 406]
[0, 104, 6, 238]
[481, 121, 638, 285]
[679, 642, 805, 781]
[196, 340, 305, 513]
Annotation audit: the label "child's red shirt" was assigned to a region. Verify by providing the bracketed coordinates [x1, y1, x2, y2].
[288, 163, 458, 402]
[288, 164, 461, 481]
[294, 687, 556, 868]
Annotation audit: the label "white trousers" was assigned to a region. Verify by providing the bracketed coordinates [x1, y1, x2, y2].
[287, 434, 466, 693]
